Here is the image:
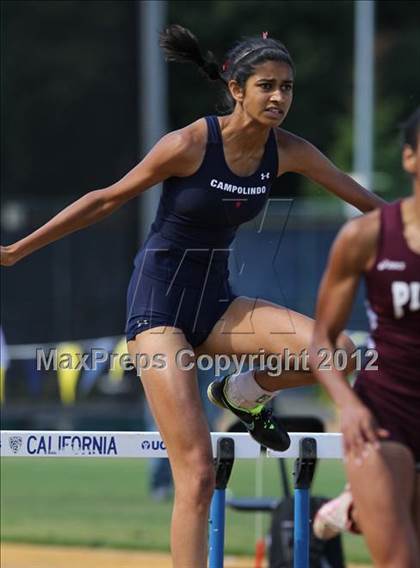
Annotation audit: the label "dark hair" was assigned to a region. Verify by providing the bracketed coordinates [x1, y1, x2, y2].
[159, 24, 295, 112]
[402, 107, 420, 150]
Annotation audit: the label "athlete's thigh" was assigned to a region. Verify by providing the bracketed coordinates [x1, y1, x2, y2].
[128, 327, 213, 472]
[199, 295, 316, 356]
[200, 296, 355, 366]
[346, 441, 417, 559]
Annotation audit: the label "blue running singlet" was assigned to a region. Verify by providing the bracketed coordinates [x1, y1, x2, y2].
[126, 116, 278, 347]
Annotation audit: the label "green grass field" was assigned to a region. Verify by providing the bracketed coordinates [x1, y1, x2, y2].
[0, 457, 370, 563]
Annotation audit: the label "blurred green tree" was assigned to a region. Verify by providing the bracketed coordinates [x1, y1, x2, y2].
[2, 0, 419, 199]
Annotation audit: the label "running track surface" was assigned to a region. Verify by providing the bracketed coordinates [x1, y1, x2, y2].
[1, 543, 371, 568]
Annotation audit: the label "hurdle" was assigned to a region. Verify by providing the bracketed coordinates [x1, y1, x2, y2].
[1, 430, 343, 568]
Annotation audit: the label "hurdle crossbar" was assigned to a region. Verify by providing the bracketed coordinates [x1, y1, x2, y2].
[0, 430, 343, 459]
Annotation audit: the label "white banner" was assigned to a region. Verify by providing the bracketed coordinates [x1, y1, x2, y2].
[1, 431, 343, 459]
[0, 431, 261, 459]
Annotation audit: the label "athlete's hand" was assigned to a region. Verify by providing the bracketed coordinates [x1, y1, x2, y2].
[0, 245, 20, 266]
[340, 401, 389, 465]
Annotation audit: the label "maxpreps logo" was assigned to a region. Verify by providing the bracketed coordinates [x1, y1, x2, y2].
[141, 440, 166, 451]
[25, 434, 117, 456]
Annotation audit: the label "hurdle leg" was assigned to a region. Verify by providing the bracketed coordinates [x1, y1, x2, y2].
[209, 487, 227, 567]
[208, 437, 235, 568]
[293, 437, 317, 568]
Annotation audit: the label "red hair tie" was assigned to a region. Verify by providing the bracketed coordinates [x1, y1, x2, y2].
[262, 31, 269, 39]
[222, 60, 229, 72]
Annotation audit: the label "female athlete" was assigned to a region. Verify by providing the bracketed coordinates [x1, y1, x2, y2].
[1, 26, 385, 567]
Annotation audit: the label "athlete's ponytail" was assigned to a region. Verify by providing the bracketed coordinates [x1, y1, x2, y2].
[159, 24, 224, 83]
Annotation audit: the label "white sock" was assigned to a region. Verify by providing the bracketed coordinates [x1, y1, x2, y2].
[224, 369, 280, 410]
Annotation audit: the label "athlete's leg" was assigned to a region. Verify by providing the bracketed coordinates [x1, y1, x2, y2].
[128, 328, 214, 568]
[198, 296, 355, 389]
[346, 442, 419, 568]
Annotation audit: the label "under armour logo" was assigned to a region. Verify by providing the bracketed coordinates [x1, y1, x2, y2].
[137, 319, 150, 327]
[261, 172, 270, 180]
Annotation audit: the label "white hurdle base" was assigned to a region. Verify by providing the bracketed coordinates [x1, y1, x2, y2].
[0, 431, 343, 459]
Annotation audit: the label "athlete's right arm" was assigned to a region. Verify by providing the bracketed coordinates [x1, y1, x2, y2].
[0, 126, 204, 266]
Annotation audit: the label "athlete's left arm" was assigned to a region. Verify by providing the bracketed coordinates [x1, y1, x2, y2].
[309, 214, 389, 460]
[285, 135, 385, 212]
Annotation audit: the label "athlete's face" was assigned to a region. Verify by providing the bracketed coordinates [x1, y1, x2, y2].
[230, 60, 294, 126]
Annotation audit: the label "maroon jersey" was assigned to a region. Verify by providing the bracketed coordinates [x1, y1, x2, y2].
[355, 200, 420, 460]
[359, 200, 420, 394]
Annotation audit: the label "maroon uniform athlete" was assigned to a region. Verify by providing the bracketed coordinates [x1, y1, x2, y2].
[310, 107, 420, 568]
[355, 200, 420, 462]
